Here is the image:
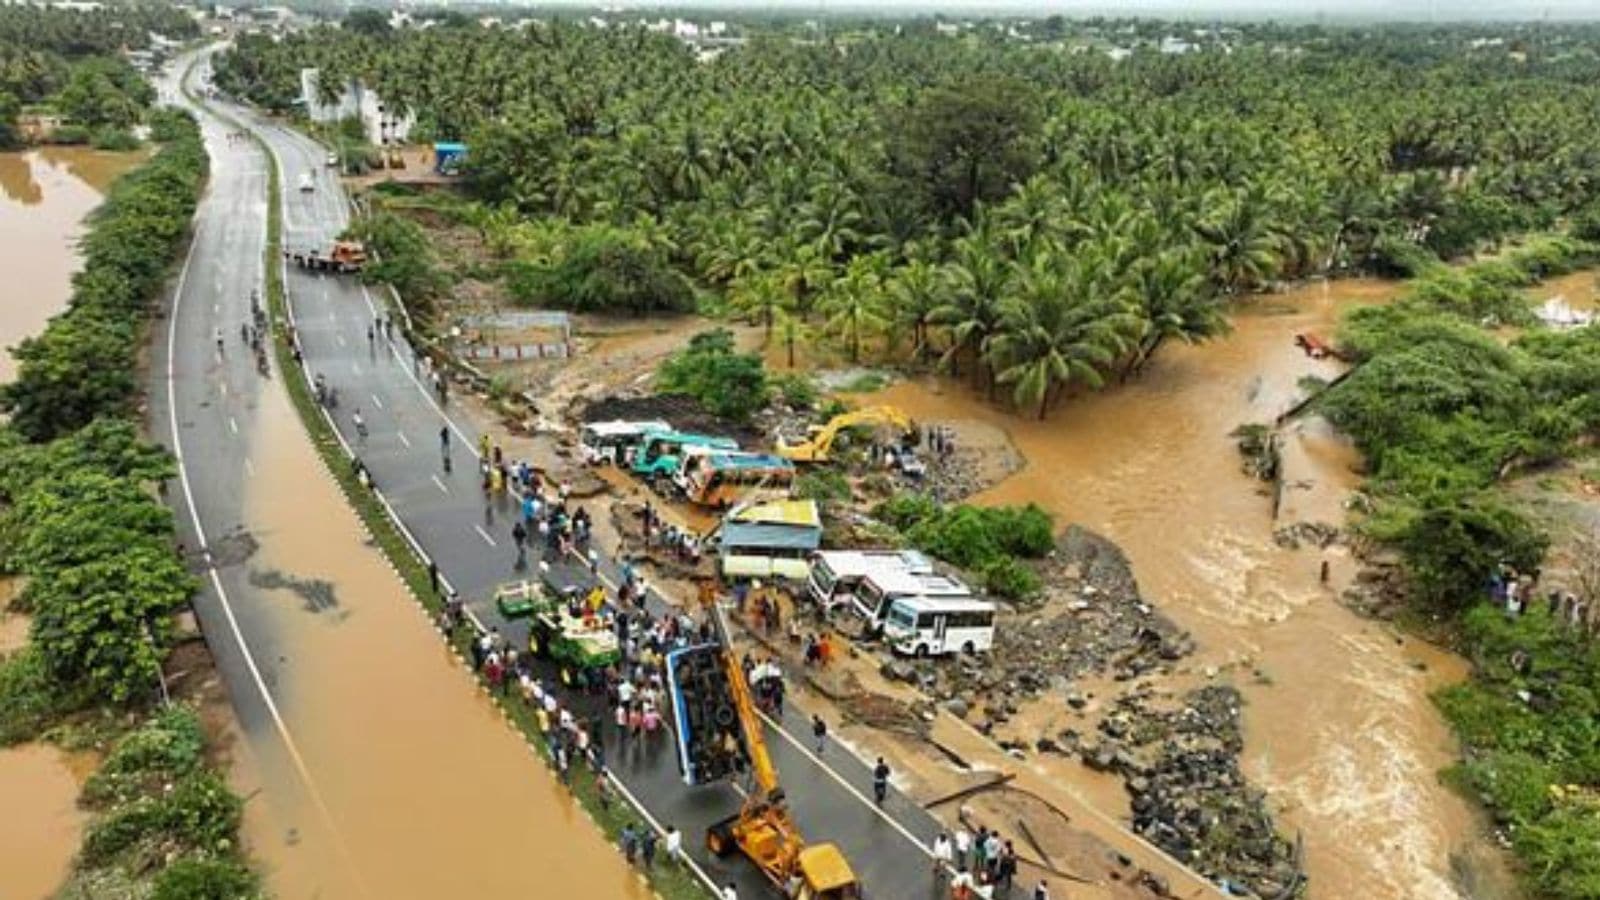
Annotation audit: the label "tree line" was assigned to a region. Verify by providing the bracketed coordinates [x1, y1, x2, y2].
[216, 21, 1600, 416]
[0, 111, 260, 897]
[0, 3, 194, 148]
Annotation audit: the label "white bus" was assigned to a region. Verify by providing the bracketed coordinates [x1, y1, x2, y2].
[579, 420, 671, 465]
[852, 569, 974, 630]
[806, 549, 934, 612]
[883, 596, 997, 657]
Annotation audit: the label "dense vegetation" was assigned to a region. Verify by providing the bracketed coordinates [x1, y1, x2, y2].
[655, 328, 769, 423]
[876, 493, 1054, 599]
[217, 21, 1600, 416]
[0, 110, 256, 895]
[1312, 238, 1600, 898]
[0, 3, 194, 147]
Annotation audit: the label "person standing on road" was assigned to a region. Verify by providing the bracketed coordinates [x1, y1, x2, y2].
[664, 824, 682, 864]
[1032, 879, 1050, 900]
[872, 757, 891, 805]
[640, 828, 657, 868]
[352, 408, 367, 441]
[215, 327, 225, 356]
[932, 832, 953, 877]
[512, 520, 528, 568]
[953, 826, 972, 870]
[428, 560, 440, 596]
[811, 714, 827, 754]
[721, 883, 737, 900]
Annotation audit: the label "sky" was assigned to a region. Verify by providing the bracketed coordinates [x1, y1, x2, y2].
[577, 0, 1600, 21]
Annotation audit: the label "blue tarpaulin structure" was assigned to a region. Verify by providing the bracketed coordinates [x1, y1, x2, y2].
[433, 141, 467, 175]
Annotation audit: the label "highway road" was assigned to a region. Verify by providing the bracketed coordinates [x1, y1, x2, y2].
[180, 56, 953, 900]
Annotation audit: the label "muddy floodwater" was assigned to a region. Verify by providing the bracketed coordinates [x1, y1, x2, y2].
[872, 279, 1495, 900]
[0, 147, 146, 383]
[230, 381, 641, 898]
[0, 743, 92, 899]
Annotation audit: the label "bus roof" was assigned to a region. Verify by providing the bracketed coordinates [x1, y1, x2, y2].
[862, 569, 972, 597]
[887, 594, 996, 613]
[644, 431, 739, 449]
[700, 452, 794, 472]
[581, 419, 671, 438]
[810, 549, 934, 577]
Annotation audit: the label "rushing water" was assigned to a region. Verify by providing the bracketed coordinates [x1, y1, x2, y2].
[0, 147, 145, 382]
[870, 279, 1497, 900]
[229, 380, 642, 899]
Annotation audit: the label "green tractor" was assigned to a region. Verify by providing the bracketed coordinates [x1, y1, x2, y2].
[494, 581, 621, 673]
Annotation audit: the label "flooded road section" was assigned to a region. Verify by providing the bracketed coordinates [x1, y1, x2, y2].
[874, 280, 1487, 900]
[0, 147, 145, 382]
[0, 743, 92, 899]
[230, 380, 641, 899]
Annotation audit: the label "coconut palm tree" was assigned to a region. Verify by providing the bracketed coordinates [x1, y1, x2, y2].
[986, 247, 1142, 419]
[1123, 249, 1227, 380]
[818, 253, 888, 363]
[884, 259, 947, 364]
[932, 233, 1010, 385]
[1193, 186, 1284, 295]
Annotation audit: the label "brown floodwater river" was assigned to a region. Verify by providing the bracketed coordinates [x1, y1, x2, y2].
[869, 279, 1501, 900]
[0, 147, 146, 383]
[229, 379, 640, 898]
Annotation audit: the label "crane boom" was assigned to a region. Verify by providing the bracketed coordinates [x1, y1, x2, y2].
[776, 405, 913, 463]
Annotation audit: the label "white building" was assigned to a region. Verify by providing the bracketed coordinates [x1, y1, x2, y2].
[300, 68, 415, 146]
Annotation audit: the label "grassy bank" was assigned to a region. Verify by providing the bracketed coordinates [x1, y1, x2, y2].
[1315, 238, 1600, 898]
[0, 107, 258, 897]
[218, 92, 713, 900]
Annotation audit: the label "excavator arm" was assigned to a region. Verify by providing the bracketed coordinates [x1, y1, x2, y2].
[777, 406, 913, 463]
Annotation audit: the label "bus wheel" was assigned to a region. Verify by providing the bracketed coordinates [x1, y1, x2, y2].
[962, 641, 976, 655]
[914, 644, 929, 659]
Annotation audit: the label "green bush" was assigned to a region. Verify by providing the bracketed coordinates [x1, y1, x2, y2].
[82, 707, 205, 808]
[151, 857, 259, 900]
[655, 328, 769, 422]
[0, 647, 72, 746]
[89, 126, 138, 150]
[771, 373, 819, 410]
[83, 771, 242, 867]
[795, 470, 851, 503]
[982, 557, 1042, 600]
[506, 225, 692, 314]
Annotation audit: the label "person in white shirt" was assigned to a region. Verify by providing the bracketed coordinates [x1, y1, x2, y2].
[721, 882, 738, 900]
[664, 824, 682, 861]
[932, 831, 953, 876]
[953, 827, 972, 870]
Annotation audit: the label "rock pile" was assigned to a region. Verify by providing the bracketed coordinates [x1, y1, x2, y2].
[879, 526, 1195, 727]
[1081, 685, 1303, 898]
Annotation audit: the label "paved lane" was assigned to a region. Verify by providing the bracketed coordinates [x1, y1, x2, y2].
[209, 88, 949, 899]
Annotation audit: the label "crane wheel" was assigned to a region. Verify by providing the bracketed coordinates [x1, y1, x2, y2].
[706, 818, 737, 857]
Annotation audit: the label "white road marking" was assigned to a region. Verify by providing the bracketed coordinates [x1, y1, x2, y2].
[244, 457, 255, 476]
[473, 524, 499, 547]
[432, 474, 449, 494]
[219, 381, 228, 396]
[396, 431, 410, 448]
[351, 362, 362, 376]
[228, 416, 238, 434]
[371, 394, 384, 410]
[335, 333, 346, 347]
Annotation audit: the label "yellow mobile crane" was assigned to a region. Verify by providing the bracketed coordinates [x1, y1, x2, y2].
[775, 405, 913, 464]
[675, 582, 860, 898]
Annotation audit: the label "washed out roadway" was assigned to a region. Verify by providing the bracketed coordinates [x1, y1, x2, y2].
[198, 68, 948, 899]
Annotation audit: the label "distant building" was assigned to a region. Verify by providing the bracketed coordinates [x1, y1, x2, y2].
[299, 68, 415, 146]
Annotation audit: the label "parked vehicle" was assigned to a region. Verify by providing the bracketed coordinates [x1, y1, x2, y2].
[298, 171, 315, 192]
[678, 451, 795, 509]
[852, 569, 975, 633]
[805, 549, 934, 613]
[284, 240, 367, 274]
[882, 596, 997, 657]
[579, 420, 671, 466]
[630, 431, 739, 479]
[714, 500, 822, 581]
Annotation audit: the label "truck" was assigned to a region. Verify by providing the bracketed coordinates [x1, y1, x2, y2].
[284, 240, 367, 274]
[666, 582, 860, 897]
[492, 581, 620, 673]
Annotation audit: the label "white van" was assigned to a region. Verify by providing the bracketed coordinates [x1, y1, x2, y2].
[852, 569, 974, 630]
[806, 549, 934, 613]
[298, 171, 315, 193]
[579, 420, 671, 465]
[883, 596, 997, 657]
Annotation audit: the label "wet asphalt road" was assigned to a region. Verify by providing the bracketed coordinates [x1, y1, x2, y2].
[160, 48, 949, 899]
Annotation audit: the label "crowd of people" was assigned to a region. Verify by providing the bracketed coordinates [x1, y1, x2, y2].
[1491, 563, 1595, 636]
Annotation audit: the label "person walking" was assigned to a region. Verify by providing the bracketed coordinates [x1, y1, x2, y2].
[512, 520, 528, 567]
[953, 826, 972, 871]
[872, 757, 891, 806]
[428, 560, 440, 596]
[811, 714, 828, 754]
[721, 883, 737, 900]
[352, 408, 367, 441]
[620, 823, 638, 864]
[1032, 879, 1050, 900]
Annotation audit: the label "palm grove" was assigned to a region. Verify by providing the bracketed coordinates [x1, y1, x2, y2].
[217, 21, 1600, 419]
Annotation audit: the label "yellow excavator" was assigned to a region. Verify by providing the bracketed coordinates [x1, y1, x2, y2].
[776, 405, 913, 464]
[673, 582, 860, 898]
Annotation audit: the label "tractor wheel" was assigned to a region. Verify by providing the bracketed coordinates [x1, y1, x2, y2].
[706, 817, 738, 857]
